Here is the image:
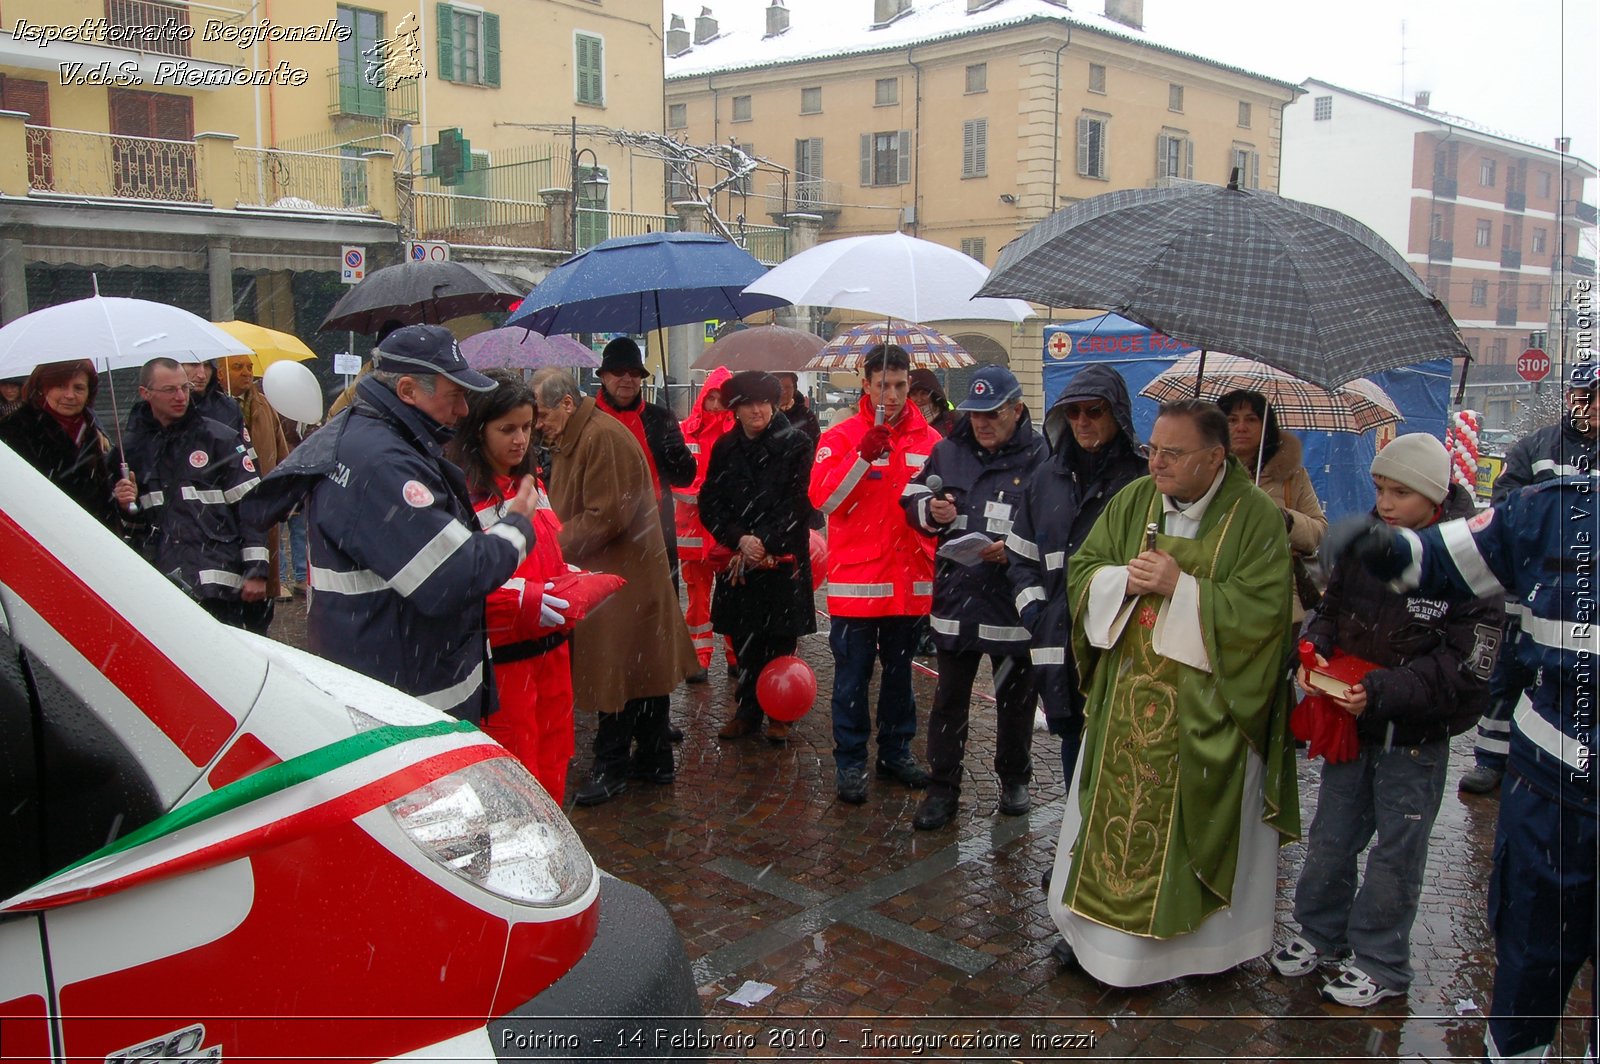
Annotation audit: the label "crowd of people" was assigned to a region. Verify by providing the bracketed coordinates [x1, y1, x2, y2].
[3, 328, 1593, 1062]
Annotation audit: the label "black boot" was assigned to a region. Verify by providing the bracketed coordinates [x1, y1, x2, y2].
[577, 704, 636, 806]
[628, 696, 676, 784]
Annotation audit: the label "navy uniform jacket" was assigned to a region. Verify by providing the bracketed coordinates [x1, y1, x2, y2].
[1492, 416, 1596, 503]
[1395, 473, 1596, 814]
[119, 400, 266, 601]
[242, 377, 532, 722]
[901, 412, 1048, 655]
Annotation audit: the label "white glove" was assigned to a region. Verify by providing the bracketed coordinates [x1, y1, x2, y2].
[538, 581, 570, 627]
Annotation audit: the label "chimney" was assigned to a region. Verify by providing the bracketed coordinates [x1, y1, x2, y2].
[693, 7, 719, 45]
[765, 0, 790, 37]
[1556, 136, 1571, 153]
[1414, 90, 1431, 110]
[873, 0, 911, 29]
[666, 14, 691, 55]
[1102, 0, 1143, 30]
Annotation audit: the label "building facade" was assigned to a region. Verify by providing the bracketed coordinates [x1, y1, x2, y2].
[1281, 79, 1597, 432]
[664, 0, 1300, 408]
[0, 0, 668, 362]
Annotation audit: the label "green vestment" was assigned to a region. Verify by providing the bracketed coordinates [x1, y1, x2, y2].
[1063, 458, 1299, 939]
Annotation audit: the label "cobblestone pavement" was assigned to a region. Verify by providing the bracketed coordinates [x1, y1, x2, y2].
[267, 596, 1593, 1061]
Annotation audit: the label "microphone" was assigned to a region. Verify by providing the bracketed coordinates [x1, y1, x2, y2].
[926, 473, 944, 497]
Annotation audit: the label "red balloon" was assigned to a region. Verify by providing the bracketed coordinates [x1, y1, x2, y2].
[808, 529, 828, 590]
[756, 656, 817, 721]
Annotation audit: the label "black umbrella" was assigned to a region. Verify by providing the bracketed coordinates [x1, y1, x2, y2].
[979, 173, 1469, 390]
[319, 260, 523, 333]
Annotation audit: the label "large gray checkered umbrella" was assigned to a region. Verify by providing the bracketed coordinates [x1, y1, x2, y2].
[978, 177, 1468, 390]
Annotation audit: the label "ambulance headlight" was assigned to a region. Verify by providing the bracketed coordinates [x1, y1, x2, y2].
[387, 757, 594, 908]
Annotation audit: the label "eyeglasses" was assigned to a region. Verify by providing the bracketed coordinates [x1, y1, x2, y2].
[1145, 443, 1218, 463]
[145, 384, 193, 397]
[1062, 402, 1110, 420]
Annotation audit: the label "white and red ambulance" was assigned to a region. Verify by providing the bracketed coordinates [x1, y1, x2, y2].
[0, 442, 702, 1062]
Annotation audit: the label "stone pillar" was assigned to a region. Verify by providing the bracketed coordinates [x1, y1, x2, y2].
[672, 200, 710, 233]
[194, 132, 239, 209]
[539, 188, 571, 251]
[0, 228, 29, 324]
[363, 149, 398, 221]
[207, 239, 233, 322]
[0, 110, 31, 196]
[774, 213, 824, 330]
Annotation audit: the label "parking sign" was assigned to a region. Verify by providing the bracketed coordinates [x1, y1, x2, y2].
[341, 246, 366, 284]
[410, 241, 450, 262]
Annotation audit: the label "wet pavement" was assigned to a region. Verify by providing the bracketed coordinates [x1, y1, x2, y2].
[267, 595, 1593, 1061]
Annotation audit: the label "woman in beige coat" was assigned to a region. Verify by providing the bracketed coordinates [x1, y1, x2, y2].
[531, 369, 699, 805]
[1219, 390, 1327, 622]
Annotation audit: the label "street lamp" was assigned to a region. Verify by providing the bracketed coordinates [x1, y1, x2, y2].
[570, 116, 608, 251]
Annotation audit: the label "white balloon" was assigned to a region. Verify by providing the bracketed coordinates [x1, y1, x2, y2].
[263, 361, 324, 424]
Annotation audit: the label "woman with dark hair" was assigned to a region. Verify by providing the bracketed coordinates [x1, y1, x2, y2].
[0, 377, 23, 420]
[909, 368, 957, 437]
[1217, 389, 1328, 619]
[702, 371, 817, 744]
[448, 370, 576, 801]
[0, 360, 128, 531]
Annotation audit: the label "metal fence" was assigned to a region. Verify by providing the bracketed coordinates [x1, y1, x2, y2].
[27, 126, 200, 202]
[415, 190, 552, 248]
[236, 147, 364, 211]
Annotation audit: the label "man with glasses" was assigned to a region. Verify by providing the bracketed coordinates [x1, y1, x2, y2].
[1008, 365, 1148, 792]
[115, 357, 271, 631]
[902, 365, 1048, 830]
[1045, 399, 1298, 986]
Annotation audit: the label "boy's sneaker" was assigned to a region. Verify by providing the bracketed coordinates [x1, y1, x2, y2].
[1320, 964, 1403, 1007]
[1269, 935, 1335, 977]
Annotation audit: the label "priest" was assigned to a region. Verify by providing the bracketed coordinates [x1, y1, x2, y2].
[1050, 398, 1300, 986]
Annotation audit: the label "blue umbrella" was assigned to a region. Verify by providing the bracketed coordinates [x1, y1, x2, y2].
[506, 231, 789, 336]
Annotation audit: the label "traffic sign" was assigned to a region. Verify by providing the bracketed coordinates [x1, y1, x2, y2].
[1516, 348, 1551, 383]
[410, 241, 450, 262]
[340, 245, 366, 285]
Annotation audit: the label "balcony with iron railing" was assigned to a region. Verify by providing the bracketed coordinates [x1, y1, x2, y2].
[1504, 190, 1526, 213]
[1570, 201, 1599, 226]
[24, 125, 201, 203]
[236, 147, 376, 213]
[1570, 255, 1597, 278]
[1495, 305, 1520, 326]
[327, 64, 420, 124]
[1500, 248, 1522, 270]
[1428, 239, 1454, 262]
[92, 0, 254, 64]
[1432, 175, 1458, 199]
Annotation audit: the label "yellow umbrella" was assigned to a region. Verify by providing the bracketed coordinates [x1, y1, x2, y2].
[213, 320, 317, 376]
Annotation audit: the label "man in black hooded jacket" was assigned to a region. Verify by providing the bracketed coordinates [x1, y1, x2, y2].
[1006, 364, 1148, 786]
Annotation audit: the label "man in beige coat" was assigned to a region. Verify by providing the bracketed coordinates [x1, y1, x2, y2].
[215, 353, 292, 601]
[531, 368, 698, 806]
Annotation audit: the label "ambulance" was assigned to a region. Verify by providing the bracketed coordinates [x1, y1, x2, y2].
[0, 442, 702, 1062]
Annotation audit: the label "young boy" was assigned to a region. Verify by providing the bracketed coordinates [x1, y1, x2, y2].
[1270, 433, 1502, 1006]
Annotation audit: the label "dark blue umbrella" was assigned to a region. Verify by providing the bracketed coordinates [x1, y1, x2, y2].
[505, 231, 789, 336]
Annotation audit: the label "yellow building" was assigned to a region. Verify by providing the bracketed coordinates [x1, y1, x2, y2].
[0, 0, 666, 356]
[664, 0, 1301, 407]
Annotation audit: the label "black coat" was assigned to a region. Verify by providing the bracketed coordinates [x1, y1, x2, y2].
[701, 419, 817, 639]
[1006, 365, 1147, 722]
[903, 411, 1049, 654]
[0, 404, 122, 531]
[777, 395, 822, 447]
[1304, 483, 1503, 746]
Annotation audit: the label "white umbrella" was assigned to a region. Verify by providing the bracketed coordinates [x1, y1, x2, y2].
[742, 231, 1033, 324]
[0, 295, 251, 379]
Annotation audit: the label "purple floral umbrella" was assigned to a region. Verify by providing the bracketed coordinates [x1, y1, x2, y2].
[459, 328, 599, 370]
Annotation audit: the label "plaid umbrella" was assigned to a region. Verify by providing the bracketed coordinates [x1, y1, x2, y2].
[978, 177, 1469, 390]
[1141, 353, 1404, 434]
[805, 322, 973, 372]
[459, 328, 598, 370]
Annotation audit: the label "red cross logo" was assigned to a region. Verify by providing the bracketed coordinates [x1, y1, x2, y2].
[1048, 334, 1071, 358]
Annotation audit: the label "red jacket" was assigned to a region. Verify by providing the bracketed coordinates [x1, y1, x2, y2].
[674, 367, 733, 562]
[809, 396, 938, 617]
[473, 476, 569, 651]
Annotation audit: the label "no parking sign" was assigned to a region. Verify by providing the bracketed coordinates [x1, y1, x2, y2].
[410, 241, 450, 262]
[340, 246, 366, 284]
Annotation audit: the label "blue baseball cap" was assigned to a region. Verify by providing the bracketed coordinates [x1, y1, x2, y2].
[955, 364, 1023, 412]
[374, 324, 495, 392]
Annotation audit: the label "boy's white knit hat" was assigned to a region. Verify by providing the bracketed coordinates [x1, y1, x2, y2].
[1370, 433, 1450, 504]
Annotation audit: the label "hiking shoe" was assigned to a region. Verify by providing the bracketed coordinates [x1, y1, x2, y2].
[836, 767, 869, 805]
[1320, 964, 1403, 1007]
[1458, 765, 1504, 794]
[875, 755, 930, 789]
[1269, 935, 1335, 978]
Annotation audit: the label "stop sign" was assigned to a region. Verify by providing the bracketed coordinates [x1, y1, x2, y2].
[1517, 348, 1551, 383]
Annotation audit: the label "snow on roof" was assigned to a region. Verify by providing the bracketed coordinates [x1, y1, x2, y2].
[1304, 78, 1598, 173]
[664, 0, 1298, 91]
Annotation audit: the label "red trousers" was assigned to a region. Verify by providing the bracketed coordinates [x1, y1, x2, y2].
[482, 644, 575, 804]
[681, 558, 735, 669]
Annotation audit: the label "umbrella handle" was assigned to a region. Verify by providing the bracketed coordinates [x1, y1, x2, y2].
[120, 461, 139, 515]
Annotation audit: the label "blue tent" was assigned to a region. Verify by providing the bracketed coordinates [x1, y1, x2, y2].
[1040, 315, 1453, 521]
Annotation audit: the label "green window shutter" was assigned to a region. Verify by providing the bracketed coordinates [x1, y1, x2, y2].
[481, 13, 499, 87]
[1184, 138, 1194, 180]
[576, 34, 602, 104]
[859, 133, 871, 185]
[1076, 116, 1091, 176]
[896, 130, 911, 185]
[435, 4, 454, 82]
